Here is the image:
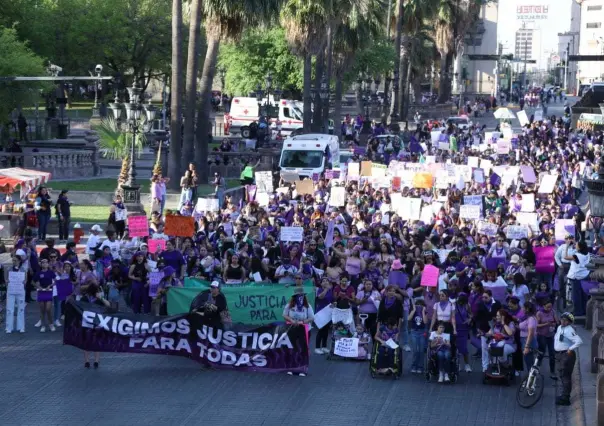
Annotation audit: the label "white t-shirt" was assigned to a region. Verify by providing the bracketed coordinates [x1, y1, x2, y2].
[100, 239, 121, 259]
[86, 234, 102, 255]
[429, 331, 451, 345]
[512, 284, 530, 306]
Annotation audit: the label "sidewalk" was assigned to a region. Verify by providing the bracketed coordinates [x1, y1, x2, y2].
[563, 326, 595, 426]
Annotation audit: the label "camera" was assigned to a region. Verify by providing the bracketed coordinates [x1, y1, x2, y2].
[95, 64, 103, 74]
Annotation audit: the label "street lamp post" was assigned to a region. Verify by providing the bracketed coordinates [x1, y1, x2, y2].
[218, 67, 226, 110]
[109, 81, 157, 216]
[319, 75, 329, 133]
[585, 105, 604, 246]
[255, 73, 282, 118]
[92, 64, 103, 118]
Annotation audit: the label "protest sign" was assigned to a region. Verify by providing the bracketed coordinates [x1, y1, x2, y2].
[329, 186, 346, 206]
[256, 192, 269, 206]
[420, 265, 439, 287]
[280, 226, 304, 242]
[127, 215, 149, 237]
[467, 156, 479, 168]
[313, 306, 334, 329]
[517, 110, 529, 126]
[473, 168, 485, 183]
[348, 162, 360, 177]
[371, 163, 387, 178]
[64, 300, 309, 373]
[477, 221, 498, 237]
[480, 159, 492, 174]
[490, 173, 501, 186]
[255, 171, 273, 193]
[325, 170, 340, 180]
[115, 209, 127, 221]
[521, 193, 535, 212]
[497, 139, 511, 155]
[295, 179, 314, 195]
[392, 176, 401, 191]
[333, 338, 359, 358]
[360, 161, 373, 176]
[463, 195, 483, 218]
[555, 219, 576, 243]
[520, 165, 536, 183]
[196, 198, 219, 212]
[538, 174, 558, 193]
[148, 239, 166, 254]
[534, 109, 543, 122]
[412, 172, 433, 189]
[534, 246, 555, 274]
[438, 141, 450, 151]
[247, 185, 257, 202]
[148, 271, 163, 298]
[408, 198, 422, 220]
[460, 205, 481, 220]
[506, 225, 528, 240]
[8, 271, 25, 295]
[164, 215, 195, 237]
[172, 279, 315, 325]
[516, 212, 539, 232]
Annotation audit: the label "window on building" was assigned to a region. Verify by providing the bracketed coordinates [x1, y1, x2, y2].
[587, 22, 602, 29]
[587, 5, 602, 11]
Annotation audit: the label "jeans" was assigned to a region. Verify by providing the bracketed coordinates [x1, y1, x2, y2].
[401, 311, 409, 346]
[53, 296, 62, 322]
[37, 213, 50, 240]
[160, 197, 166, 216]
[570, 278, 587, 316]
[57, 215, 70, 240]
[436, 349, 452, 373]
[410, 329, 427, 371]
[215, 190, 225, 209]
[555, 351, 576, 400]
[481, 337, 516, 371]
[521, 336, 537, 371]
[315, 324, 330, 349]
[178, 188, 192, 209]
[6, 293, 25, 332]
[537, 334, 556, 374]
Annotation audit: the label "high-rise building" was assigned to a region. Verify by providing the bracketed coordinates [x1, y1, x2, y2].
[577, 1, 604, 86]
[514, 26, 541, 70]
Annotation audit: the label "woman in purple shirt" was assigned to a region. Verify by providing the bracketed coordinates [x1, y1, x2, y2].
[159, 240, 185, 279]
[355, 279, 381, 338]
[314, 278, 334, 354]
[519, 302, 538, 371]
[536, 299, 558, 379]
[33, 258, 56, 332]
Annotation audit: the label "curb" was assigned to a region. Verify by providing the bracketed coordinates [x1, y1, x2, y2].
[556, 344, 587, 426]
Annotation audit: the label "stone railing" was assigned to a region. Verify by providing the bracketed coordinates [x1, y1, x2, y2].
[0, 150, 98, 179]
[207, 149, 280, 179]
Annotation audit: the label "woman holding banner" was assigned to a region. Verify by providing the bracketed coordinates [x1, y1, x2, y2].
[81, 284, 110, 368]
[283, 287, 313, 376]
[128, 251, 151, 314]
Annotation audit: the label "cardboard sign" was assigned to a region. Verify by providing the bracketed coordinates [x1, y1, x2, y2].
[480, 159, 492, 174]
[517, 110, 529, 126]
[534, 109, 543, 122]
[348, 162, 360, 177]
[334, 338, 359, 358]
[164, 215, 195, 237]
[148, 239, 166, 254]
[467, 157, 479, 168]
[115, 209, 127, 221]
[196, 198, 219, 212]
[255, 171, 273, 193]
[8, 271, 26, 295]
[360, 161, 372, 176]
[477, 221, 498, 237]
[329, 186, 346, 207]
[520, 165, 536, 184]
[127, 215, 149, 237]
[460, 205, 481, 220]
[438, 141, 450, 151]
[516, 212, 539, 232]
[506, 225, 528, 240]
[521, 193, 535, 212]
[295, 179, 314, 195]
[325, 170, 340, 180]
[280, 226, 304, 242]
[538, 174, 557, 194]
[473, 168, 485, 183]
[371, 163, 387, 179]
[555, 219, 576, 243]
[420, 265, 439, 287]
[148, 271, 163, 298]
[412, 172, 433, 189]
[497, 139, 510, 155]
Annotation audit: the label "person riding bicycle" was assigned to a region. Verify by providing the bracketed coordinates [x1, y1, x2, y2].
[553, 312, 582, 406]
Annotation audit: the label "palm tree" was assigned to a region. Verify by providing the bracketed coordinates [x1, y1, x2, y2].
[281, 0, 331, 132]
[168, 0, 183, 191]
[182, 0, 204, 164]
[390, 0, 403, 120]
[194, 0, 282, 180]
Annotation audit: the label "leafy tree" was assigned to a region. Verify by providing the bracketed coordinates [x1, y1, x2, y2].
[0, 27, 47, 122]
[218, 28, 303, 97]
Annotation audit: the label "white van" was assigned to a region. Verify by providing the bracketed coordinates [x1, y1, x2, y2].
[225, 97, 304, 136]
[279, 134, 340, 178]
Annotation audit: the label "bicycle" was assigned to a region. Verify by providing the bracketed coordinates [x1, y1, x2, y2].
[516, 349, 545, 408]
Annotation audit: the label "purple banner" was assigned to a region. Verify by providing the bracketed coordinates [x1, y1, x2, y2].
[325, 170, 340, 180]
[353, 147, 366, 156]
[63, 301, 309, 374]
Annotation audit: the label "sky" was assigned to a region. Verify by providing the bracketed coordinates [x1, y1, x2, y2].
[497, 0, 574, 68]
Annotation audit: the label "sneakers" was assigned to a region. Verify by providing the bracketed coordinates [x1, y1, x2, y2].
[49, 325, 56, 332]
[34, 320, 42, 328]
[403, 345, 411, 352]
[444, 373, 451, 382]
[465, 364, 472, 373]
[438, 372, 444, 383]
[19, 329, 25, 333]
[314, 348, 324, 355]
[410, 368, 418, 374]
[299, 373, 306, 377]
[287, 371, 293, 376]
[54, 320, 62, 327]
[5, 330, 11, 334]
[555, 397, 571, 406]
[322, 348, 330, 354]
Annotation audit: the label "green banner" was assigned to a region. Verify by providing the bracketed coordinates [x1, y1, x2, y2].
[167, 278, 316, 325]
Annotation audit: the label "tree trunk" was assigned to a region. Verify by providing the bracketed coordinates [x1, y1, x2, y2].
[402, 43, 414, 119]
[194, 36, 220, 183]
[168, 0, 183, 191]
[411, 74, 422, 105]
[333, 78, 343, 137]
[390, 0, 404, 120]
[397, 37, 409, 121]
[323, 24, 333, 131]
[356, 82, 363, 116]
[382, 77, 390, 117]
[182, 0, 203, 165]
[438, 52, 454, 103]
[302, 54, 312, 133]
[312, 51, 324, 132]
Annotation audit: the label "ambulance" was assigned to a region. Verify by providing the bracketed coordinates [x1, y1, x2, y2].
[224, 96, 304, 137]
[279, 134, 340, 179]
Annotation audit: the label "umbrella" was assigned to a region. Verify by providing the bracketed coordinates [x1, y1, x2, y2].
[493, 108, 516, 120]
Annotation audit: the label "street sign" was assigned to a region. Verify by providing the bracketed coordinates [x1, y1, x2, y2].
[568, 55, 604, 62]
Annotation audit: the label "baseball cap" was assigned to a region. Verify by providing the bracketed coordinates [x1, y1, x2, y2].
[210, 281, 220, 288]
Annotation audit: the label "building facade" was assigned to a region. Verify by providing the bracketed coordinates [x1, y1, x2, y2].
[577, 0, 604, 86]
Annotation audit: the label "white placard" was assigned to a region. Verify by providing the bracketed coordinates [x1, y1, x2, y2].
[115, 209, 127, 221]
[460, 205, 481, 220]
[521, 193, 535, 212]
[8, 271, 25, 295]
[195, 197, 219, 212]
[386, 338, 399, 349]
[515, 212, 539, 232]
[517, 110, 529, 126]
[467, 156, 479, 168]
[431, 131, 441, 144]
[280, 226, 304, 242]
[506, 225, 528, 240]
[438, 141, 450, 151]
[252, 272, 263, 282]
[256, 192, 269, 206]
[480, 159, 492, 174]
[534, 109, 543, 122]
[329, 186, 346, 206]
[255, 171, 273, 193]
[333, 338, 359, 358]
[313, 305, 334, 329]
[538, 174, 558, 194]
[348, 162, 360, 177]
[372, 163, 387, 179]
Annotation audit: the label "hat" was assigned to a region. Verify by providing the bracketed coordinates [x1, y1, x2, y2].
[391, 259, 403, 270]
[510, 254, 520, 264]
[73, 223, 82, 229]
[210, 281, 220, 288]
[15, 249, 26, 259]
[163, 266, 175, 277]
[91, 224, 103, 232]
[293, 287, 305, 295]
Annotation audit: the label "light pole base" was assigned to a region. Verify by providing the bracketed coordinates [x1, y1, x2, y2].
[91, 108, 100, 118]
[121, 184, 146, 217]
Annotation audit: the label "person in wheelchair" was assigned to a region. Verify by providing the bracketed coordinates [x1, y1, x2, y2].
[373, 317, 400, 374]
[480, 309, 516, 373]
[429, 321, 453, 383]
